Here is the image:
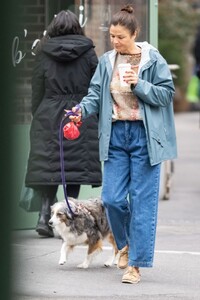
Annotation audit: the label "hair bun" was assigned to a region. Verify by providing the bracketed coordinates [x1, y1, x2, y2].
[121, 5, 134, 14]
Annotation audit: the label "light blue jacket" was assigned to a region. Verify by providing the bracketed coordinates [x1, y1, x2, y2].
[80, 42, 177, 166]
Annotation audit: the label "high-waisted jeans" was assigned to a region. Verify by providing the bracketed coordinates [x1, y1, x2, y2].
[102, 120, 161, 268]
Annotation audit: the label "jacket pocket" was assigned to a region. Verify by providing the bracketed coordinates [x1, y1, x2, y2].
[151, 131, 164, 147]
[149, 130, 165, 164]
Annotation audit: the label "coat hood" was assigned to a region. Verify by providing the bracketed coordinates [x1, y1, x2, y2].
[42, 35, 95, 62]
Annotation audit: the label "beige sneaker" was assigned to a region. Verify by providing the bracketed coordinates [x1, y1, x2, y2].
[117, 245, 128, 269]
[122, 266, 141, 284]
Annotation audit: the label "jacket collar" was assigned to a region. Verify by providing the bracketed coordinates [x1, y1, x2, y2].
[106, 42, 158, 74]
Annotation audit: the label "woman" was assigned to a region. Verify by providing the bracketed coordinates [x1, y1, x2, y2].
[70, 5, 177, 284]
[25, 10, 102, 237]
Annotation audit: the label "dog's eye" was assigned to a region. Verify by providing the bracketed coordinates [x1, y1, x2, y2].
[57, 213, 64, 217]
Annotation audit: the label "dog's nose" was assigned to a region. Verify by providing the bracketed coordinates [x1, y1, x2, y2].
[48, 220, 53, 226]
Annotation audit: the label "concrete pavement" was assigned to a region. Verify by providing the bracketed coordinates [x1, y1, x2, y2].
[11, 112, 200, 300]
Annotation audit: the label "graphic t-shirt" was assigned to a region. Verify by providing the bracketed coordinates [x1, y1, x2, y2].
[110, 52, 142, 121]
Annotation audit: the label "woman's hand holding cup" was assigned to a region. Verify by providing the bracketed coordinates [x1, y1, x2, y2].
[121, 65, 139, 87]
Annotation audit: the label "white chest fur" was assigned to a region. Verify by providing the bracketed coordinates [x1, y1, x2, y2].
[55, 222, 88, 246]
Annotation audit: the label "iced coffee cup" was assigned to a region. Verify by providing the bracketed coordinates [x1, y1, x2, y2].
[118, 63, 132, 87]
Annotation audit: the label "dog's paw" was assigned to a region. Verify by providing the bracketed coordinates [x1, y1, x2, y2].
[59, 259, 66, 265]
[104, 253, 119, 267]
[104, 259, 113, 267]
[77, 262, 89, 269]
[104, 263, 112, 267]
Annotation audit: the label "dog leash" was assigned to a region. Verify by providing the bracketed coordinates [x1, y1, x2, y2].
[59, 105, 81, 217]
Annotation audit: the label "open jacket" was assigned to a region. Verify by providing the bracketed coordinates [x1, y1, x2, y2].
[25, 35, 102, 187]
[80, 42, 177, 166]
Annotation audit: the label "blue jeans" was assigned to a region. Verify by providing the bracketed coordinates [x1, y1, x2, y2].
[102, 121, 161, 268]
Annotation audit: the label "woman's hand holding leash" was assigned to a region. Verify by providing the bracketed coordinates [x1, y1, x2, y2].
[64, 105, 82, 123]
[71, 106, 82, 123]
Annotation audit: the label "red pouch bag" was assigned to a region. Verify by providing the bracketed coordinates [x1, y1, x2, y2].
[63, 121, 82, 140]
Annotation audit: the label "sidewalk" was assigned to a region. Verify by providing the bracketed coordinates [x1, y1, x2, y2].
[11, 112, 200, 300]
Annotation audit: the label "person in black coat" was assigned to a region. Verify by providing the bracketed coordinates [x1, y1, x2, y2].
[25, 10, 102, 237]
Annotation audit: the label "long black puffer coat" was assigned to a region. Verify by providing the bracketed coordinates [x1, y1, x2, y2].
[25, 35, 102, 187]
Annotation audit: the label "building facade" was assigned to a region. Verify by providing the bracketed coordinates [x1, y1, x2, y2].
[13, 0, 152, 124]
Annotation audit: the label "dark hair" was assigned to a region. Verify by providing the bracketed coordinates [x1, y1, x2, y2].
[46, 10, 84, 37]
[110, 5, 139, 36]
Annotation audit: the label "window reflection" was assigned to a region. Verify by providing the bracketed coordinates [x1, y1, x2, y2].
[46, 0, 149, 56]
[81, 0, 149, 56]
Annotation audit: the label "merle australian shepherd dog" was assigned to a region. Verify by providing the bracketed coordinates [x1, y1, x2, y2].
[49, 197, 118, 268]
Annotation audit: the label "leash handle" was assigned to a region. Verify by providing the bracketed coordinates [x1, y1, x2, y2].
[64, 104, 81, 118]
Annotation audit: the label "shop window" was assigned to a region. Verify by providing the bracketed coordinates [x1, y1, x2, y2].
[46, 0, 149, 56]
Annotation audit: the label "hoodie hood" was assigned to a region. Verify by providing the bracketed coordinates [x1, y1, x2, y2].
[42, 35, 95, 62]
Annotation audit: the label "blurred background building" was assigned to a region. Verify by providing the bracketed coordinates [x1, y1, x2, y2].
[158, 0, 200, 111]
